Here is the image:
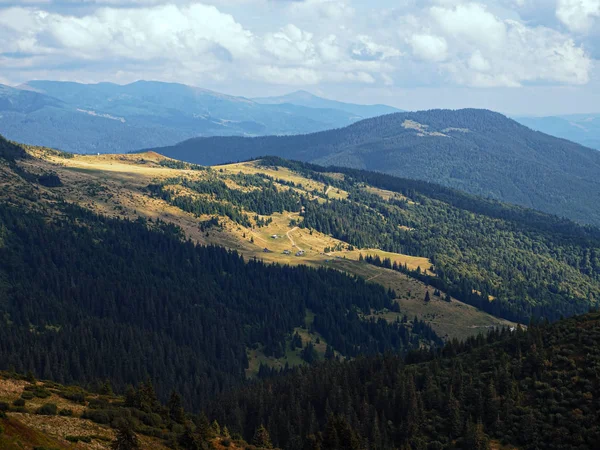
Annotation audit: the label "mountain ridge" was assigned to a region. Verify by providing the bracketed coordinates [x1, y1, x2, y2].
[149, 108, 600, 226]
[253, 89, 402, 117]
[0, 80, 400, 154]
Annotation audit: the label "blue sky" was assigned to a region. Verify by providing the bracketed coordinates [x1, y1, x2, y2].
[0, 0, 599, 115]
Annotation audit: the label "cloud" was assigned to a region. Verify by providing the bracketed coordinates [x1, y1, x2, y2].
[0, 0, 595, 93]
[409, 34, 448, 62]
[0, 4, 255, 61]
[394, 2, 593, 87]
[556, 0, 600, 33]
[350, 35, 401, 61]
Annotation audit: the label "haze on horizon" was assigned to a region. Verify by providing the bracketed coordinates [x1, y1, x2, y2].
[0, 0, 599, 116]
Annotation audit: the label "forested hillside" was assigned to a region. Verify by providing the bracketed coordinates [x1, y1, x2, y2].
[0, 201, 439, 411]
[232, 157, 600, 324]
[209, 312, 600, 450]
[153, 108, 600, 225]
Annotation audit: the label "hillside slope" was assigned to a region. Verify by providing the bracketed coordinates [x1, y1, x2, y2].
[0, 81, 396, 153]
[0, 371, 261, 450]
[152, 108, 600, 226]
[210, 312, 600, 450]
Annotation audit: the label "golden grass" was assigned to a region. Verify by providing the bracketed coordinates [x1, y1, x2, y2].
[340, 262, 517, 341]
[0, 376, 168, 450]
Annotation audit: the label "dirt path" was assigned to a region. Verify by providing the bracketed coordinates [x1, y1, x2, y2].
[325, 186, 332, 196]
[286, 227, 303, 251]
[366, 273, 382, 282]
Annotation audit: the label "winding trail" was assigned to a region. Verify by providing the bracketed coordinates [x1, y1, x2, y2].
[286, 226, 303, 251]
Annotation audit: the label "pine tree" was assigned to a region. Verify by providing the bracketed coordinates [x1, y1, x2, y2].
[168, 391, 185, 424]
[253, 424, 273, 448]
[111, 423, 140, 450]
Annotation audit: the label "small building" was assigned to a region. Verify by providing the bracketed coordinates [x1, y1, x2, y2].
[296, 250, 305, 256]
[271, 235, 278, 239]
[263, 248, 272, 253]
[283, 250, 291, 255]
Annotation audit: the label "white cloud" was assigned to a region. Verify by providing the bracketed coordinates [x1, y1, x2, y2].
[263, 25, 317, 63]
[556, 0, 600, 33]
[0, 0, 595, 95]
[0, 4, 256, 61]
[409, 34, 448, 62]
[430, 3, 507, 50]
[350, 35, 401, 61]
[393, 1, 593, 87]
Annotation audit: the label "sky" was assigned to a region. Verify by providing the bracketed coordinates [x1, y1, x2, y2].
[0, 0, 599, 115]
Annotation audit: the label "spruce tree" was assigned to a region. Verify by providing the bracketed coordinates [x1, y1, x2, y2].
[111, 423, 140, 450]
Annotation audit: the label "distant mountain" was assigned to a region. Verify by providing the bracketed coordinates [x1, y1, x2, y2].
[151, 108, 600, 225]
[515, 113, 600, 150]
[253, 89, 402, 118]
[0, 81, 397, 154]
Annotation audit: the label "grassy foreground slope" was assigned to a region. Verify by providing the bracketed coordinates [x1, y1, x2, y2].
[0, 371, 263, 450]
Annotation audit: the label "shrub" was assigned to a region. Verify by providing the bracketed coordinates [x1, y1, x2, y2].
[21, 391, 34, 400]
[59, 408, 73, 416]
[0, 402, 9, 411]
[36, 403, 58, 416]
[222, 438, 231, 447]
[59, 388, 86, 404]
[13, 398, 25, 407]
[82, 409, 110, 424]
[33, 388, 51, 399]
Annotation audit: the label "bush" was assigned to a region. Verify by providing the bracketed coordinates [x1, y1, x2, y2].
[21, 391, 34, 400]
[36, 403, 58, 416]
[59, 408, 73, 416]
[33, 388, 51, 399]
[59, 389, 86, 403]
[222, 438, 231, 447]
[82, 409, 110, 424]
[13, 398, 25, 407]
[0, 402, 9, 411]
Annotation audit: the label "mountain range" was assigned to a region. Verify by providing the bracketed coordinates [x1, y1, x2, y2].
[516, 113, 600, 150]
[150, 108, 600, 226]
[0, 81, 401, 154]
